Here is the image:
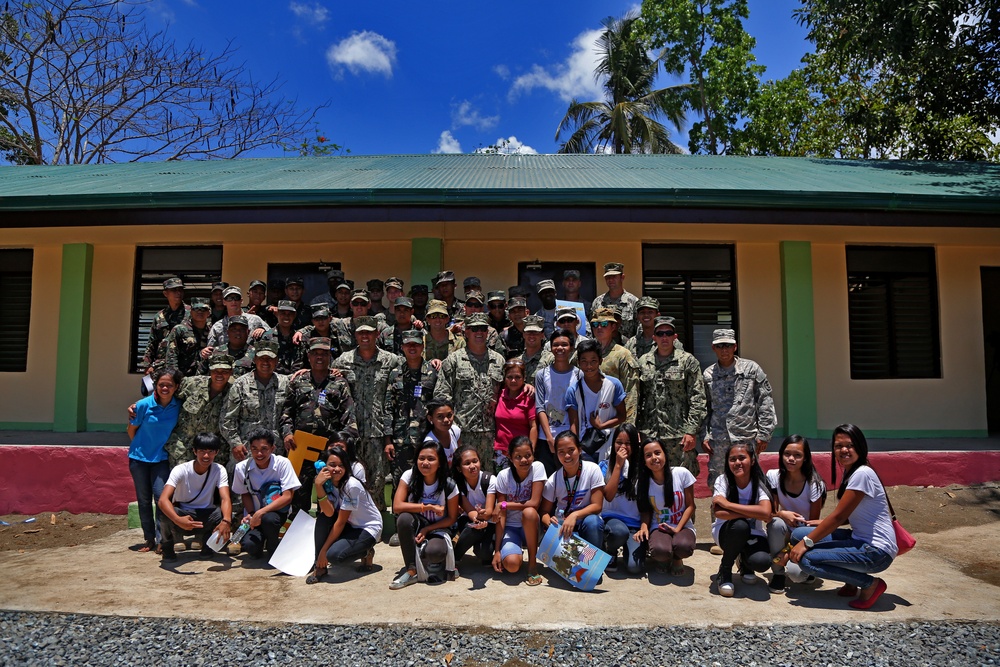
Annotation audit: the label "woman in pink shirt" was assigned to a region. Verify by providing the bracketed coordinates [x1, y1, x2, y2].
[494, 359, 538, 470]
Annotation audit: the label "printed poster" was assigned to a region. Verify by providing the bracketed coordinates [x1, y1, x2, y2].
[537, 523, 611, 591]
[556, 299, 588, 336]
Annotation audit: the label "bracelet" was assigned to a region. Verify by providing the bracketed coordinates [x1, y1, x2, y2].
[317, 495, 328, 503]
[220, 519, 231, 525]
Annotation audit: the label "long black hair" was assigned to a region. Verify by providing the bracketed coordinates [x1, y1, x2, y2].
[326, 431, 364, 481]
[406, 440, 452, 503]
[420, 398, 455, 442]
[610, 423, 640, 502]
[635, 437, 673, 515]
[505, 435, 534, 485]
[322, 445, 354, 492]
[777, 434, 827, 504]
[450, 444, 482, 497]
[831, 423, 871, 499]
[722, 442, 770, 505]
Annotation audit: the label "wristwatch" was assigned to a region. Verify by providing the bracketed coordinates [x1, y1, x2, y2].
[803, 536, 815, 549]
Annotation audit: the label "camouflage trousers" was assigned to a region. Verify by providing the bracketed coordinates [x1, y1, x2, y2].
[358, 436, 388, 511]
[389, 443, 417, 503]
[461, 431, 496, 474]
[706, 437, 732, 492]
[661, 437, 700, 480]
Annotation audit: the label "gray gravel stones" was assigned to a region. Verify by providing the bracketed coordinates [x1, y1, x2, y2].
[1, 611, 998, 667]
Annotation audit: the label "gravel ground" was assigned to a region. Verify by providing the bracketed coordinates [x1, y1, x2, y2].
[1, 611, 998, 667]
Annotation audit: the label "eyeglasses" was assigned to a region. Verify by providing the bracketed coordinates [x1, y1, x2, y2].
[591, 321, 612, 329]
[653, 330, 676, 338]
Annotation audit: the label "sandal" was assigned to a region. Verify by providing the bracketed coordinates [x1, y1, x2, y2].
[133, 538, 156, 553]
[670, 561, 685, 576]
[526, 573, 544, 586]
[305, 567, 328, 585]
[356, 547, 375, 573]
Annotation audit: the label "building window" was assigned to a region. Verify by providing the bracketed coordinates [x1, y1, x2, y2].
[847, 246, 941, 379]
[129, 246, 223, 373]
[0, 249, 33, 372]
[642, 244, 736, 368]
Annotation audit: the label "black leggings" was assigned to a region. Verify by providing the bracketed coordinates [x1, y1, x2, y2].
[719, 518, 771, 574]
[396, 512, 449, 569]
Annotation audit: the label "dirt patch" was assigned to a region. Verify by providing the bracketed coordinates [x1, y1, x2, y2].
[0, 512, 124, 553]
[883, 483, 1000, 534]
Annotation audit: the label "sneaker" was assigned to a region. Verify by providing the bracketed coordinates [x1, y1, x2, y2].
[804, 575, 818, 585]
[226, 542, 242, 557]
[710, 545, 724, 556]
[769, 574, 786, 592]
[741, 572, 757, 585]
[718, 570, 735, 598]
[390, 570, 418, 590]
[606, 555, 619, 573]
[388, 533, 400, 547]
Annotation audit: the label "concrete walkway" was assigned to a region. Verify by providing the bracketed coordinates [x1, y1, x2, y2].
[1, 524, 997, 628]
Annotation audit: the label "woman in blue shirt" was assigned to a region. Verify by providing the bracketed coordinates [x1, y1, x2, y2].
[127, 368, 182, 552]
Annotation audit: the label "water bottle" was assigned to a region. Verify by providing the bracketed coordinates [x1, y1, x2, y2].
[228, 517, 251, 546]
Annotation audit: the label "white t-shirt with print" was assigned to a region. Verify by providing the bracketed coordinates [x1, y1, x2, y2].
[460, 470, 495, 511]
[400, 469, 459, 523]
[535, 366, 579, 440]
[331, 476, 383, 541]
[494, 461, 547, 527]
[166, 462, 229, 512]
[711, 474, 770, 544]
[565, 375, 627, 461]
[766, 469, 824, 521]
[424, 425, 462, 465]
[542, 461, 605, 514]
[599, 460, 641, 528]
[232, 454, 302, 512]
[648, 467, 697, 535]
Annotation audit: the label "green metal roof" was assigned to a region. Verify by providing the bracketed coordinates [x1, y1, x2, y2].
[0, 154, 997, 215]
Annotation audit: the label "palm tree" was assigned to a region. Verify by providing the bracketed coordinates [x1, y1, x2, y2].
[556, 12, 687, 154]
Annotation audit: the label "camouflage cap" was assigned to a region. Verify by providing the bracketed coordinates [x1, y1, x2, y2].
[509, 285, 532, 299]
[426, 299, 449, 316]
[367, 279, 385, 292]
[394, 296, 414, 308]
[248, 279, 267, 291]
[207, 353, 234, 370]
[410, 284, 428, 294]
[162, 277, 184, 290]
[507, 297, 528, 311]
[487, 290, 506, 303]
[436, 270, 456, 284]
[385, 276, 404, 290]
[222, 285, 242, 299]
[465, 290, 485, 305]
[227, 314, 249, 328]
[465, 312, 490, 327]
[277, 299, 297, 312]
[350, 289, 370, 304]
[608, 304, 623, 319]
[653, 316, 676, 331]
[592, 307, 616, 323]
[555, 306, 578, 322]
[354, 316, 378, 332]
[308, 337, 332, 352]
[713, 328, 737, 345]
[463, 276, 481, 289]
[190, 297, 211, 311]
[603, 262, 624, 276]
[562, 269, 581, 280]
[523, 315, 545, 333]
[311, 305, 331, 319]
[255, 339, 279, 358]
[211, 281, 229, 292]
[536, 279, 556, 294]
[326, 269, 345, 283]
[285, 276, 305, 287]
[636, 296, 660, 312]
[401, 329, 423, 345]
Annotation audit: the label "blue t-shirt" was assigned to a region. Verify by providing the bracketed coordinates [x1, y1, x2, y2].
[128, 394, 179, 463]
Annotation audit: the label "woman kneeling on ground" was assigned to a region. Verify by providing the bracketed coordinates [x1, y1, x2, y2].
[492, 436, 546, 585]
[712, 442, 773, 598]
[451, 445, 497, 565]
[600, 424, 643, 575]
[390, 441, 460, 589]
[308, 446, 382, 584]
[635, 437, 697, 576]
[789, 424, 897, 610]
[540, 431, 606, 547]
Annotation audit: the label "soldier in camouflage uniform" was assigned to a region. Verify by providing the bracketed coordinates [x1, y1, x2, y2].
[501, 296, 529, 359]
[434, 312, 505, 472]
[199, 315, 256, 377]
[434, 270, 465, 320]
[161, 297, 212, 377]
[592, 262, 640, 340]
[206, 286, 267, 350]
[461, 290, 507, 357]
[260, 300, 303, 375]
[486, 291, 511, 336]
[702, 328, 776, 490]
[220, 339, 291, 462]
[142, 277, 190, 373]
[561, 269, 591, 320]
[590, 307, 640, 423]
[637, 316, 707, 477]
[209, 281, 228, 325]
[165, 353, 234, 467]
[332, 316, 403, 510]
[280, 337, 358, 513]
[244, 279, 276, 328]
[410, 283, 429, 320]
[536, 280, 558, 337]
[295, 305, 338, 368]
[367, 278, 387, 317]
[378, 296, 417, 354]
[626, 296, 660, 361]
[423, 299, 465, 364]
[519, 315, 553, 386]
[281, 276, 313, 331]
[332, 289, 390, 354]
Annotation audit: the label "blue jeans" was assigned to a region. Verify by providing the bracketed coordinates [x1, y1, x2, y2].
[129, 458, 170, 543]
[603, 517, 632, 555]
[792, 527, 894, 589]
[573, 513, 604, 548]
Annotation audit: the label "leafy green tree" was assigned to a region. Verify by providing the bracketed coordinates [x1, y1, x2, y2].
[555, 11, 687, 154]
[640, 0, 764, 155]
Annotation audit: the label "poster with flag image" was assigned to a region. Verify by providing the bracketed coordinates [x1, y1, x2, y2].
[537, 523, 611, 591]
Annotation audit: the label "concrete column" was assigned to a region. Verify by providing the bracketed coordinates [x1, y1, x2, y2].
[54, 243, 94, 432]
[411, 237, 443, 288]
[780, 241, 817, 437]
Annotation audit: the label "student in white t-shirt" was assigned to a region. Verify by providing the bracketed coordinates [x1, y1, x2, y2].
[634, 437, 697, 576]
[308, 445, 383, 584]
[766, 435, 826, 591]
[492, 436, 547, 585]
[390, 441, 460, 589]
[157, 433, 233, 562]
[566, 339, 626, 463]
[711, 443, 773, 598]
[423, 399, 461, 466]
[311, 433, 369, 558]
[540, 431, 606, 547]
[534, 330, 581, 476]
[790, 424, 897, 610]
[450, 445, 496, 565]
[599, 424, 643, 575]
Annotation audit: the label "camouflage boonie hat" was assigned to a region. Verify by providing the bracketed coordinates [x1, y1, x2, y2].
[426, 300, 449, 316]
[308, 337, 332, 352]
[227, 315, 249, 328]
[654, 316, 676, 331]
[190, 297, 211, 311]
[354, 316, 378, 332]
[713, 329, 737, 345]
[465, 290, 485, 305]
[592, 307, 616, 323]
[636, 296, 660, 312]
[465, 312, 490, 327]
[311, 305, 331, 318]
[255, 339, 279, 358]
[463, 276, 481, 289]
[162, 277, 184, 290]
[536, 279, 556, 293]
[277, 300, 297, 312]
[222, 286, 242, 299]
[401, 329, 423, 344]
[248, 279, 266, 291]
[507, 297, 528, 311]
[523, 315, 545, 333]
[555, 306, 578, 322]
[285, 276, 305, 287]
[487, 290, 506, 303]
[385, 276, 404, 290]
[603, 262, 624, 276]
[436, 270, 456, 284]
[326, 269, 345, 283]
[410, 284, 428, 294]
[350, 289, 370, 304]
[207, 353, 234, 370]
[394, 296, 414, 308]
[211, 281, 228, 292]
[367, 279, 385, 292]
[608, 305, 623, 319]
[562, 269, 580, 280]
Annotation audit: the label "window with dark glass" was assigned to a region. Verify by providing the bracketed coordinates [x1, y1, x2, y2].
[0, 249, 33, 372]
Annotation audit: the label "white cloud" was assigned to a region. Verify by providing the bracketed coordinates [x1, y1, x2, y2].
[452, 101, 499, 131]
[509, 28, 605, 103]
[327, 31, 397, 78]
[289, 2, 329, 24]
[433, 131, 463, 154]
[493, 64, 510, 80]
[474, 136, 539, 155]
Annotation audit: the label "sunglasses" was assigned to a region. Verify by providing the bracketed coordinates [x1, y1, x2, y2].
[488, 304, 506, 310]
[713, 343, 735, 349]
[653, 330, 676, 338]
[223, 295, 241, 302]
[591, 321, 613, 328]
[466, 325, 489, 332]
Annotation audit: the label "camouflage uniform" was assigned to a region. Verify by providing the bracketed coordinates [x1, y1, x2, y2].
[220, 372, 291, 455]
[162, 320, 209, 377]
[502, 325, 525, 359]
[200, 343, 255, 377]
[625, 331, 656, 361]
[378, 321, 410, 355]
[385, 361, 439, 489]
[599, 342, 640, 424]
[703, 356, 776, 486]
[637, 348, 707, 477]
[591, 291, 640, 339]
[434, 348, 505, 472]
[423, 329, 465, 362]
[520, 347, 554, 386]
[207, 312, 267, 348]
[142, 304, 190, 371]
[297, 324, 339, 367]
[260, 327, 302, 375]
[332, 348, 403, 509]
[165, 375, 231, 468]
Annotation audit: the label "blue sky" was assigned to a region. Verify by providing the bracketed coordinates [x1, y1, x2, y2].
[149, 0, 811, 156]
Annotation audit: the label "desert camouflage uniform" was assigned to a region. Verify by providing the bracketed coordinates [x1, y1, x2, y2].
[385, 361, 439, 489]
[591, 291, 639, 339]
[434, 348, 505, 472]
[520, 347, 554, 386]
[333, 348, 403, 509]
[142, 303, 190, 371]
[220, 372, 291, 455]
[423, 330, 465, 362]
[703, 357, 776, 486]
[260, 326, 302, 375]
[599, 342, 640, 424]
[165, 375, 231, 468]
[207, 312, 267, 348]
[637, 348, 707, 477]
[162, 319, 210, 377]
[200, 343, 255, 377]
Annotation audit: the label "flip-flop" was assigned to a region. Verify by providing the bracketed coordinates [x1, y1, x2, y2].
[526, 573, 543, 586]
[849, 579, 887, 610]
